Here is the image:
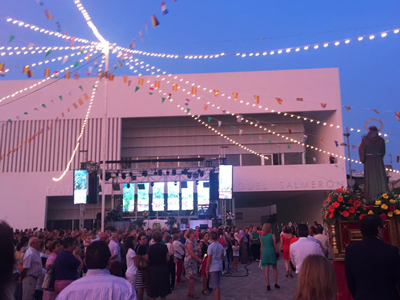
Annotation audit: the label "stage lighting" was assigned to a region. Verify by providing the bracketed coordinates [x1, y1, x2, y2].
[174, 181, 177, 186]
[182, 168, 188, 175]
[187, 172, 192, 179]
[172, 169, 177, 176]
[154, 170, 158, 176]
[151, 182, 154, 187]
[127, 183, 130, 189]
[166, 171, 170, 175]
[121, 173, 127, 180]
[142, 170, 148, 177]
[157, 170, 162, 176]
[199, 170, 205, 177]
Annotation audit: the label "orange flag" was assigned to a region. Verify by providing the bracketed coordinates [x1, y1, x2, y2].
[123, 75, 128, 83]
[321, 103, 327, 108]
[172, 83, 178, 91]
[233, 92, 238, 101]
[214, 90, 219, 97]
[44, 68, 50, 77]
[297, 97, 303, 102]
[73, 103, 78, 109]
[192, 86, 197, 96]
[84, 94, 89, 101]
[138, 77, 144, 86]
[155, 80, 160, 89]
[203, 105, 208, 111]
[275, 97, 283, 105]
[23, 65, 29, 75]
[65, 70, 70, 79]
[254, 95, 260, 104]
[78, 98, 84, 105]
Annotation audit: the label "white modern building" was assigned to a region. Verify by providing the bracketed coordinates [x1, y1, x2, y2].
[0, 68, 346, 229]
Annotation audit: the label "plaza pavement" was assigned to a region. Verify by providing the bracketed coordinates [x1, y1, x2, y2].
[168, 258, 298, 300]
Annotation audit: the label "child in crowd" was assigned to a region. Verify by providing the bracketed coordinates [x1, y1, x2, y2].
[232, 239, 239, 272]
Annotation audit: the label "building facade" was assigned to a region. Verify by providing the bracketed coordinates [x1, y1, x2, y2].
[0, 68, 346, 229]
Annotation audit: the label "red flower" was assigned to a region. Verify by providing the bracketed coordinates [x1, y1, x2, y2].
[329, 213, 334, 219]
[338, 196, 344, 203]
[328, 206, 335, 213]
[333, 201, 340, 208]
[354, 201, 361, 208]
[349, 207, 356, 214]
[342, 211, 350, 218]
[381, 213, 387, 220]
[367, 205, 374, 210]
[389, 205, 396, 212]
[359, 214, 365, 220]
[348, 200, 354, 205]
[336, 188, 343, 193]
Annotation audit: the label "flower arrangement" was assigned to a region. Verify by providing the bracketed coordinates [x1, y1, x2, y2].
[323, 188, 400, 224]
[366, 192, 400, 220]
[323, 188, 365, 224]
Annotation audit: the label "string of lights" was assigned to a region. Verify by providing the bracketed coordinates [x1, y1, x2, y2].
[121, 55, 400, 174]
[52, 57, 105, 181]
[113, 27, 400, 60]
[0, 45, 97, 56]
[3, 16, 98, 45]
[0, 57, 88, 104]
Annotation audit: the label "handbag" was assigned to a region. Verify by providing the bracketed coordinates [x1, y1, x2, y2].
[42, 265, 54, 291]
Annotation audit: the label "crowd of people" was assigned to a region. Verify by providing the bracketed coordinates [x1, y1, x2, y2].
[0, 215, 399, 300]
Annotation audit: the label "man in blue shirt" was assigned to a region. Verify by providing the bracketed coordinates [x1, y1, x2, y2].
[206, 231, 224, 300]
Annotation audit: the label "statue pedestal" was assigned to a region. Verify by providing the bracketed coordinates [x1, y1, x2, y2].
[333, 261, 353, 300]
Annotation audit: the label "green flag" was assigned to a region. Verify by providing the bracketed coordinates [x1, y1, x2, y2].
[249, 133, 253, 137]
[42, 104, 46, 108]
[79, 86, 83, 91]
[288, 144, 291, 149]
[59, 95, 63, 101]
[161, 97, 166, 103]
[135, 86, 140, 92]
[230, 126, 233, 130]
[268, 140, 272, 144]
[8, 35, 15, 43]
[45, 50, 51, 57]
[24, 112, 28, 115]
[186, 108, 190, 113]
[74, 61, 79, 67]
[208, 117, 211, 123]
[7, 119, 12, 123]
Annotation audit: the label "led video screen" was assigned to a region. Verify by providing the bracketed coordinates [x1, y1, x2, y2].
[152, 182, 165, 211]
[219, 165, 233, 200]
[197, 181, 210, 210]
[122, 183, 135, 212]
[182, 181, 194, 210]
[167, 182, 180, 211]
[74, 170, 87, 204]
[137, 183, 149, 212]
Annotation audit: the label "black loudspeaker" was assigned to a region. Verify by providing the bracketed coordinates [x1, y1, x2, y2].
[267, 214, 277, 224]
[198, 213, 206, 220]
[181, 181, 188, 189]
[209, 171, 219, 201]
[87, 172, 99, 204]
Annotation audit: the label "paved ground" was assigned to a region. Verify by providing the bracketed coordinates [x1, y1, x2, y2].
[168, 259, 298, 300]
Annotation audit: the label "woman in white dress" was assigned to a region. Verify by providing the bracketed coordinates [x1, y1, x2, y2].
[125, 236, 139, 290]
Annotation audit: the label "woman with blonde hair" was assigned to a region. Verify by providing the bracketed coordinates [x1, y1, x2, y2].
[260, 223, 280, 291]
[294, 255, 337, 300]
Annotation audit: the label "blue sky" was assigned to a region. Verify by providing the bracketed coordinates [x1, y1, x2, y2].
[1, 0, 400, 171]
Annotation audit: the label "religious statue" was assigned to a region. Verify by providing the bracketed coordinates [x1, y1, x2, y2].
[359, 125, 389, 200]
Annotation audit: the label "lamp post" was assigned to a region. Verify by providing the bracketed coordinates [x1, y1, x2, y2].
[342, 127, 353, 190]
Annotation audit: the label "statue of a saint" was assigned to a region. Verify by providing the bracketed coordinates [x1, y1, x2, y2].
[358, 126, 389, 200]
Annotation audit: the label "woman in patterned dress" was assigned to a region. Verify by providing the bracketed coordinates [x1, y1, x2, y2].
[184, 230, 203, 299]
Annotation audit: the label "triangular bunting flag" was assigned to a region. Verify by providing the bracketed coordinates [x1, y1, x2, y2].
[371, 108, 379, 114]
[78, 98, 84, 105]
[74, 61, 79, 68]
[233, 92, 238, 101]
[172, 83, 178, 91]
[41, 104, 46, 108]
[73, 103, 78, 109]
[123, 75, 128, 83]
[155, 81, 160, 89]
[65, 70, 70, 79]
[138, 78, 144, 86]
[79, 85, 83, 91]
[151, 14, 160, 27]
[23, 65, 29, 74]
[203, 105, 208, 111]
[288, 144, 291, 149]
[395, 112, 400, 121]
[192, 86, 197, 96]
[135, 86, 140, 92]
[334, 141, 339, 147]
[162, 97, 166, 103]
[214, 90, 219, 97]
[276, 98, 283, 105]
[208, 117, 212, 123]
[59, 95, 63, 101]
[186, 108, 190, 113]
[161, 2, 169, 15]
[45, 50, 51, 57]
[84, 94, 89, 101]
[344, 106, 351, 111]
[254, 95, 260, 104]
[44, 68, 50, 77]
[44, 9, 54, 19]
[268, 140, 272, 144]
[249, 133, 253, 137]
[8, 35, 15, 43]
[218, 121, 222, 127]
[297, 98, 303, 101]
[321, 103, 327, 108]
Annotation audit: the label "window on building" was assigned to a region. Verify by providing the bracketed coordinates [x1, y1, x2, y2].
[263, 154, 272, 165]
[273, 153, 282, 165]
[242, 154, 262, 166]
[284, 152, 303, 165]
[226, 154, 240, 166]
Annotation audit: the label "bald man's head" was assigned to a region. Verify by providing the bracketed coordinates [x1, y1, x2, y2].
[29, 237, 41, 251]
[98, 232, 108, 242]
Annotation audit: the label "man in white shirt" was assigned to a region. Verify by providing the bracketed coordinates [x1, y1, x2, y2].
[21, 237, 42, 300]
[109, 233, 122, 276]
[57, 241, 136, 300]
[290, 224, 324, 274]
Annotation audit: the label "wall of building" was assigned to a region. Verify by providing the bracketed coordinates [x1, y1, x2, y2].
[0, 68, 345, 229]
